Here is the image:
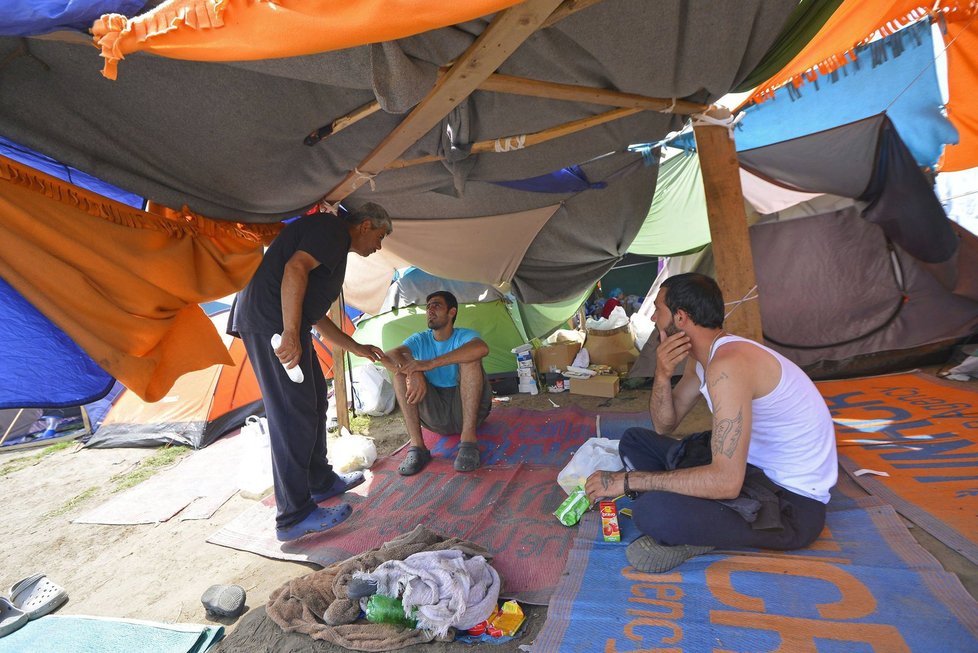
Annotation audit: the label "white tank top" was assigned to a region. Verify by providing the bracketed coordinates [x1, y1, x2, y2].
[695, 335, 837, 503]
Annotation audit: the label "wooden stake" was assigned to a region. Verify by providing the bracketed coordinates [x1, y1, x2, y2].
[0, 408, 25, 447]
[329, 297, 350, 431]
[692, 108, 763, 342]
[387, 107, 641, 169]
[320, 0, 565, 203]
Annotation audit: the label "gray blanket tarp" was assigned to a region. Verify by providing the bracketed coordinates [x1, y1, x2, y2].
[631, 206, 978, 379]
[0, 1, 796, 304]
[739, 114, 958, 264]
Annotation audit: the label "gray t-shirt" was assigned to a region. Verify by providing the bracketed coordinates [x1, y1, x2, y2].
[230, 214, 350, 335]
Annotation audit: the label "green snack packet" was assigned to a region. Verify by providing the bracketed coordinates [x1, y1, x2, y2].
[554, 485, 589, 526]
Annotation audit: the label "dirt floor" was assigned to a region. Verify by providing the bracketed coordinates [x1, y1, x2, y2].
[0, 371, 975, 652]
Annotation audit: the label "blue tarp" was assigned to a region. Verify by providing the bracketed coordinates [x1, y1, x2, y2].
[0, 136, 143, 207]
[491, 165, 606, 193]
[535, 488, 978, 652]
[0, 276, 113, 408]
[672, 20, 957, 170]
[0, 0, 144, 37]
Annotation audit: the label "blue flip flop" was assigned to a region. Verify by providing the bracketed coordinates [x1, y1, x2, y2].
[311, 471, 365, 503]
[276, 504, 352, 542]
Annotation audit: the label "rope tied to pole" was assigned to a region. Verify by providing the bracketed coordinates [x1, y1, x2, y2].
[724, 285, 758, 319]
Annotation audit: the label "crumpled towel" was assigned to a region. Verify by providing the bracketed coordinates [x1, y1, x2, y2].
[357, 549, 500, 636]
[264, 525, 490, 652]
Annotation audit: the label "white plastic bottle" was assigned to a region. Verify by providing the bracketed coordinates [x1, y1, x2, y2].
[270, 334, 304, 383]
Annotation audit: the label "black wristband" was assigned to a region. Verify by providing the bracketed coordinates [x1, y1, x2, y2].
[623, 471, 638, 500]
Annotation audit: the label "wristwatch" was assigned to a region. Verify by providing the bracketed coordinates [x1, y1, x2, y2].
[623, 471, 638, 500]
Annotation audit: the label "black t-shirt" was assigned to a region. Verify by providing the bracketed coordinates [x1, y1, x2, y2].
[230, 214, 351, 335]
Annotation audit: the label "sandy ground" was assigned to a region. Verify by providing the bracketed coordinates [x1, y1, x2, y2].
[0, 373, 975, 651]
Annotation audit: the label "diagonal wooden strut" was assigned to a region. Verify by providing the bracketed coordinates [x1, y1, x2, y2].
[320, 0, 565, 204]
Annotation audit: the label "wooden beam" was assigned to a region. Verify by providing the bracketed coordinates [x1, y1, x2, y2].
[329, 297, 350, 432]
[387, 106, 640, 169]
[692, 108, 763, 342]
[320, 0, 565, 203]
[305, 101, 381, 146]
[541, 0, 605, 28]
[477, 73, 707, 115]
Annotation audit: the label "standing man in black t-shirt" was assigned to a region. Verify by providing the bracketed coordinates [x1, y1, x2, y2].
[229, 204, 390, 541]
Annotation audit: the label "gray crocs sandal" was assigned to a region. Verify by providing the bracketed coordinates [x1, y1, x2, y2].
[454, 442, 481, 472]
[398, 446, 431, 476]
[625, 535, 714, 573]
[0, 597, 27, 638]
[201, 584, 247, 619]
[10, 573, 68, 620]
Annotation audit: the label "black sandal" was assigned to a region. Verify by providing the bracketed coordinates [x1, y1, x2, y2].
[398, 446, 432, 476]
[453, 442, 481, 472]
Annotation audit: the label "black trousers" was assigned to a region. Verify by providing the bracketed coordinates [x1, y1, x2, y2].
[241, 329, 338, 528]
[619, 427, 827, 550]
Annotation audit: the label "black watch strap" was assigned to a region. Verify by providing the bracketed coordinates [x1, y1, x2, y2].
[624, 471, 638, 499]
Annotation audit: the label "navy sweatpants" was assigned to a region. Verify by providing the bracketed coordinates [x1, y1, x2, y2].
[241, 329, 338, 529]
[619, 427, 826, 550]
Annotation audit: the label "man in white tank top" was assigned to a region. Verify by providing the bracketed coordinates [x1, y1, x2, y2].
[585, 273, 837, 573]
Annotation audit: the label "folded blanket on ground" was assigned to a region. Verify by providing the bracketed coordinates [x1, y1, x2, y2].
[357, 550, 500, 636]
[265, 525, 490, 652]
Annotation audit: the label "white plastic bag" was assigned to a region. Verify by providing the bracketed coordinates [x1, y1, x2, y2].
[236, 415, 273, 499]
[630, 311, 655, 353]
[351, 364, 395, 416]
[330, 426, 378, 472]
[556, 437, 623, 494]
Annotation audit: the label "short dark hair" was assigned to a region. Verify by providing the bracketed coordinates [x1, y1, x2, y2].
[426, 290, 459, 324]
[660, 273, 724, 329]
[343, 202, 392, 234]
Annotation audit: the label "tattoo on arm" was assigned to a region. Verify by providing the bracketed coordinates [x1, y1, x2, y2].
[710, 372, 728, 389]
[599, 471, 614, 491]
[711, 407, 744, 459]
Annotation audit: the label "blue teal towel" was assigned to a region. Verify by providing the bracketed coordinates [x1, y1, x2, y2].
[0, 615, 223, 653]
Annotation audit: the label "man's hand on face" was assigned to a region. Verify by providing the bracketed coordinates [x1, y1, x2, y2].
[656, 328, 691, 377]
[585, 470, 626, 505]
[405, 371, 427, 404]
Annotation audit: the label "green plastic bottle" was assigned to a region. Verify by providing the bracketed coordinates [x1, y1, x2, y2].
[365, 594, 417, 628]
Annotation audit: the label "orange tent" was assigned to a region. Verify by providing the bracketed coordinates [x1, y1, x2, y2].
[88, 309, 354, 448]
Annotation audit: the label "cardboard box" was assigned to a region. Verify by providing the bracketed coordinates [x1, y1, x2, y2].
[599, 351, 638, 374]
[569, 374, 619, 398]
[585, 326, 639, 372]
[534, 341, 582, 372]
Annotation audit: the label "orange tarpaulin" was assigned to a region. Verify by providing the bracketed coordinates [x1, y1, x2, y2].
[743, 0, 978, 172]
[92, 0, 523, 80]
[941, 5, 978, 171]
[0, 155, 279, 402]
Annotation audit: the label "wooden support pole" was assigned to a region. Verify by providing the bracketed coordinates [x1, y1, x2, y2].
[692, 108, 763, 342]
[541, 0, 606, 28]
[329, 297, 350, 431]
[477, 73, 708, 115]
